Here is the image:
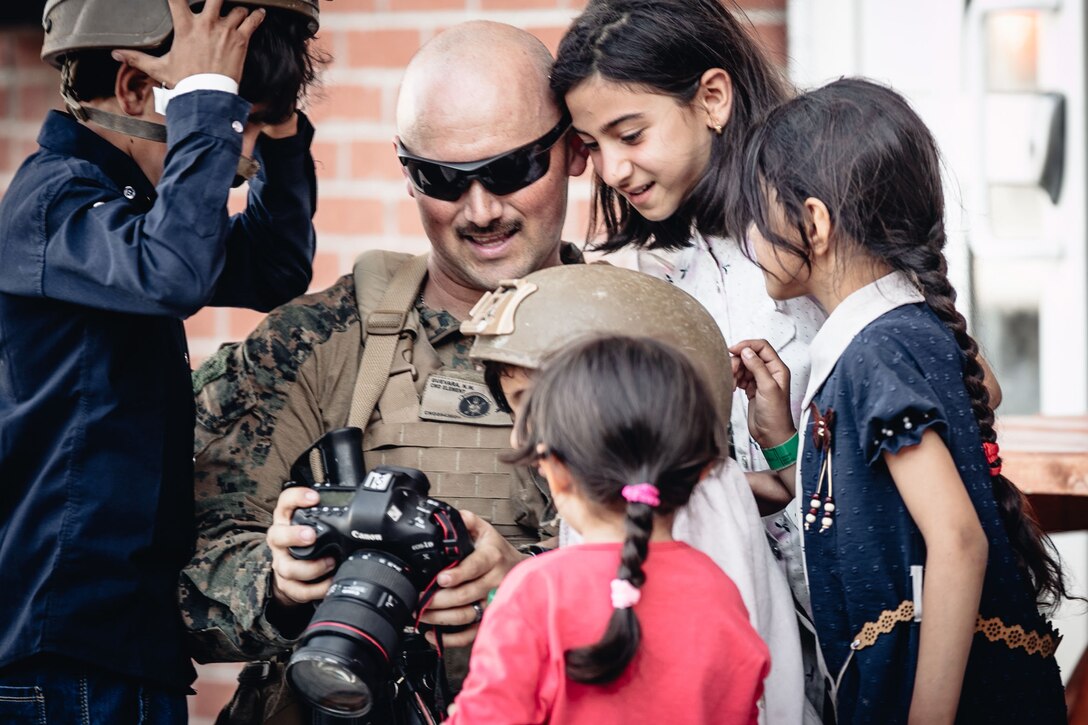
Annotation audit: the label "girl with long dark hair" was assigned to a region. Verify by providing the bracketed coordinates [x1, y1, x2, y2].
[552, 5, 826, 719]
[732, 77, 1068, 723]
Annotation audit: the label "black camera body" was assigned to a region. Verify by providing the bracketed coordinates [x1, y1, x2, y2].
[289, 466, 473, 586]
[283, 427, 474, 720]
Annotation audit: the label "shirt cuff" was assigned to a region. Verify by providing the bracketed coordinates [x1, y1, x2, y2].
[154, 73, 240, 114]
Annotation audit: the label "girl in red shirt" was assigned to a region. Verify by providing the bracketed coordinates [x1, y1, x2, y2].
[446, 336, 770, 725]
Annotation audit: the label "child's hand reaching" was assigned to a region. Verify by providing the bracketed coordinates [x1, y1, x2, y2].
[111, 0, 265, 88]
[729, 338, 795, 450]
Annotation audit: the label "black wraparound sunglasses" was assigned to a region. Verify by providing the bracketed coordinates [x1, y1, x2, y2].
[396, 111, 571, 201]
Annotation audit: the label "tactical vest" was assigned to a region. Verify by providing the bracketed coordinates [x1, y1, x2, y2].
[346, 249, 553, 546]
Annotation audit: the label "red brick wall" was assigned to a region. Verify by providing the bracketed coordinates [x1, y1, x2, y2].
[0, 2, 786, 722]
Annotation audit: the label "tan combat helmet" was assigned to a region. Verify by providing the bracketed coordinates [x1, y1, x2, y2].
[42, 0, 319, 68]
[41, 0, 320, 154]
[461, 264, 733, 424]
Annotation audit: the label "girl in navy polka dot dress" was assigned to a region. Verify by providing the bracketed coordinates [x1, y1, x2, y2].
[727, 78, 1071, 724]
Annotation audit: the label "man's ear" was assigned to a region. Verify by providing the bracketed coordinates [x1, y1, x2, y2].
[803, 197, 832, 259]
[565, 134, 589, 178]
[114, 62, 155, 117]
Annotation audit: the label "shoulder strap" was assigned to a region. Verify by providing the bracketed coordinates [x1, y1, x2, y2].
[353, 249, 414, 321]
[347, 253, 430, 429]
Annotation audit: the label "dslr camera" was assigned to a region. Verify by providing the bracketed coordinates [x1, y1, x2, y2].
[283, 427, 474, 720]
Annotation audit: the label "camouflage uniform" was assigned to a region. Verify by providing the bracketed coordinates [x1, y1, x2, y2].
[180, 247, 579, 721]
[182, 274, 360, 663]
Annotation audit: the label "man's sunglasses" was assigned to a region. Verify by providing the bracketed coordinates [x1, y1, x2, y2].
[396, 112, 571, 201]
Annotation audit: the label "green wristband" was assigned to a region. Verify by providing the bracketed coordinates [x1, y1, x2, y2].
[761, 432, 799, 471]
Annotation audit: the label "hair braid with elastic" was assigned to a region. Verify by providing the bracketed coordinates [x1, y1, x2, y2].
[564, 494, 654, 683]
[912, 225, 1070, 609]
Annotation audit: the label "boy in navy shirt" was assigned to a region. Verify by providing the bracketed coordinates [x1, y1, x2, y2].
[0, 0, 323, 720]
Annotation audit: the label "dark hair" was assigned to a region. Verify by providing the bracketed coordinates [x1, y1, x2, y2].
[239, 7, 327, 124]
[70, 6, 327, 123]
[510, 335, 723, 683]
[550, 0, 791, 252]
[733, 77, 1071, 609]
[69, 50, 133, 102]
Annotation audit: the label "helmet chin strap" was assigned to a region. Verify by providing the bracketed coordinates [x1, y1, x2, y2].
[60, 58, 261, 182]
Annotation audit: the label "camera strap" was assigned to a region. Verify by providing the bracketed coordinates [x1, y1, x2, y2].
[430, 630, 453, 718]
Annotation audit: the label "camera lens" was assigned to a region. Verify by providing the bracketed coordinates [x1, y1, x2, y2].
[286, 552, 419, 717]
[286, 646, 377, 716]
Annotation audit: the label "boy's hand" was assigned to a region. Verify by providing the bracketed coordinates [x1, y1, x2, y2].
[111, 0, 265, 88]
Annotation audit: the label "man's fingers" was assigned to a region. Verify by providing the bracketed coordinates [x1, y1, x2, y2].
[459, 509, 483, 535]
[266, 521, 317, 551]
[435, 511, 490, 588]
[432, 548, 494, 593]
[273, 487, 319, 526]
[427, 575, 492, 611]
[424, 625, 479, 649]
[272, 551, 336, 585]
[275, 575, 332, 606]
[419, 602, 480, 629]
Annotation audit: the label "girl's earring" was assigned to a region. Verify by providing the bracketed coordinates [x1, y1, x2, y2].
[703, 106, 723, 135]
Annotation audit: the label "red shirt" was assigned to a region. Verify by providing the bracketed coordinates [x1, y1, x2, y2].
[447, 541, 769, 725]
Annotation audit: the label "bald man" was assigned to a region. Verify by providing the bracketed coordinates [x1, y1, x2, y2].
[180, 21, 586, 724]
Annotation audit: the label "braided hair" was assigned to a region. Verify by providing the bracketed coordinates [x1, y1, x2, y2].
[550, 0, 791, 251]
[510, 335, 724, 682]
[730, 77, 1071, 609]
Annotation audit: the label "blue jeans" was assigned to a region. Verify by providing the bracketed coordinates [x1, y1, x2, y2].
[0, 656, 187, 724]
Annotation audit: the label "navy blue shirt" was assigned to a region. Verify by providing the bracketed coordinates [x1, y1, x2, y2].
[0, 91, 316, 690]
[803, 304, 1064, 724]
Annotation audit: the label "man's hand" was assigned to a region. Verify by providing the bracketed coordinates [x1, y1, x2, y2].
[266, 487, 336, 608]
[111, 0, 265, 88]
[418, 511, 525, 647]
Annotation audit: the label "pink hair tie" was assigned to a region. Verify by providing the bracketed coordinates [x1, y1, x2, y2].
[610, 578, 642, 609]
[983, 441, 1002, 477]
[621, 483, 660, 507]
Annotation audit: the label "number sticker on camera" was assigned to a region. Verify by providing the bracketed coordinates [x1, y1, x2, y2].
[363, 471, 394, 491]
